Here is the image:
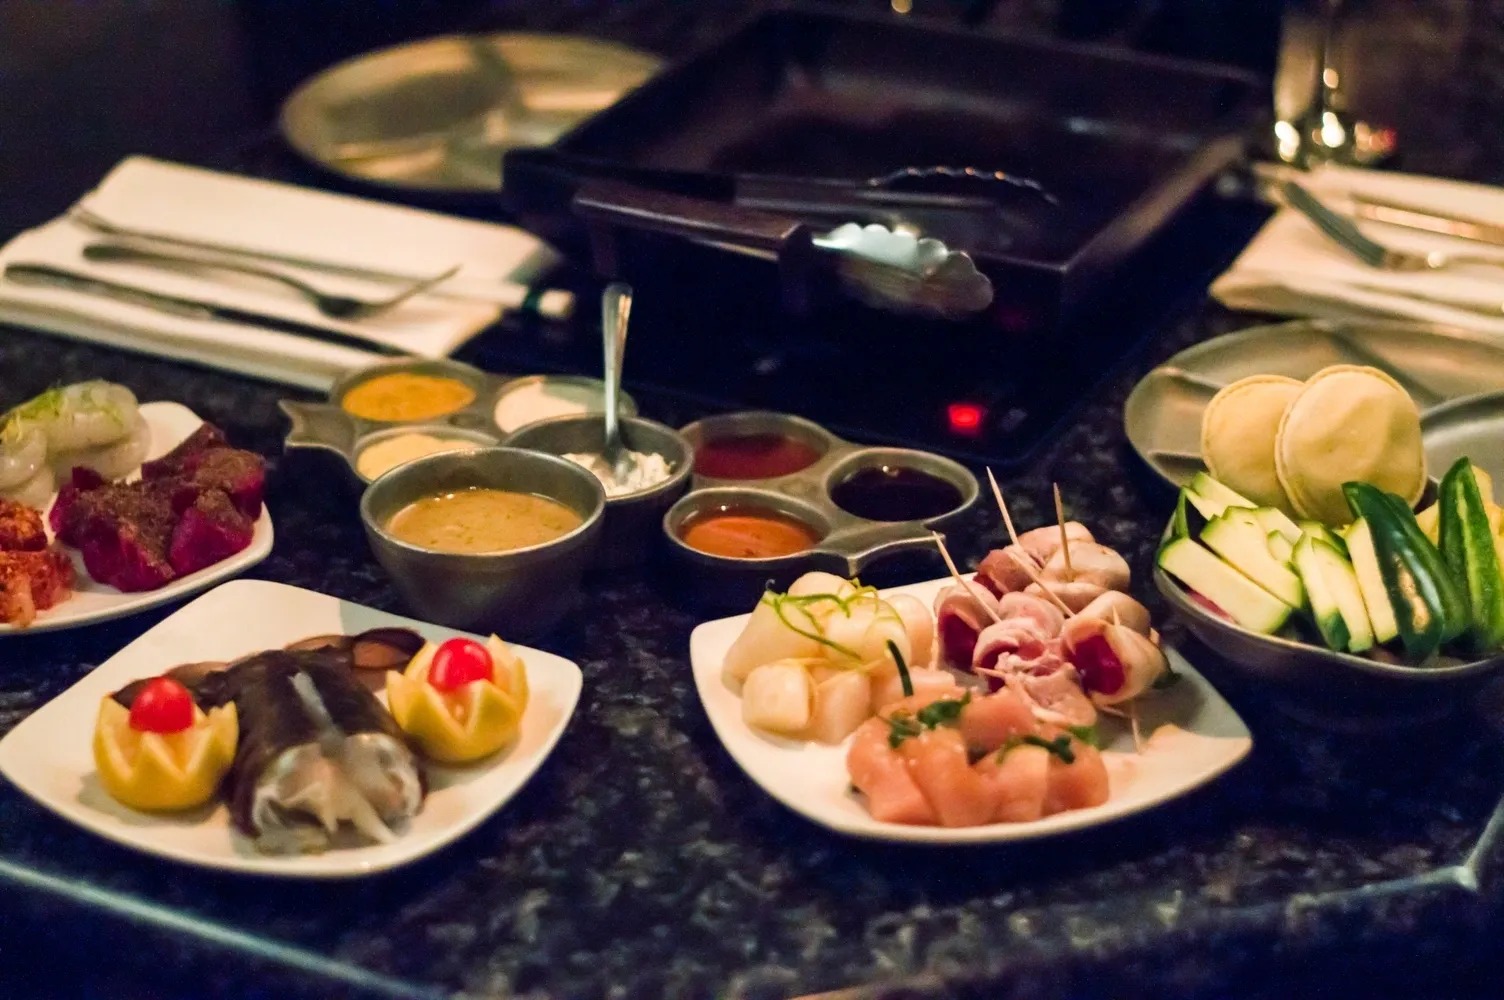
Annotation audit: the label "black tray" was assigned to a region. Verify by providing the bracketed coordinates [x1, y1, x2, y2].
[503, 2, 1268, 329]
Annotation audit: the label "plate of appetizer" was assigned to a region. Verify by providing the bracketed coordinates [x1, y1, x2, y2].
[690, 492, 1252, 844]
[1151, 355, 1504, 705]
[0, 382, 274, 633]
[1123, 318, 1504, 489]
[0, 579, 582, 877]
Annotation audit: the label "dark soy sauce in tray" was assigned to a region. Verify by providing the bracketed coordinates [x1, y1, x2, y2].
[829, 465, 963, 522]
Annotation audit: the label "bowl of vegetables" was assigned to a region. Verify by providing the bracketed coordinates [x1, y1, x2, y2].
[1152, 461, 1504, 713]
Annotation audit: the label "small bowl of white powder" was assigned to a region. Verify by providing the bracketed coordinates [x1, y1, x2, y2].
[503, 414, 692, 570]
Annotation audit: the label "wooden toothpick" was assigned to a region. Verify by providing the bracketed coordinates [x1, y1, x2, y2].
[983, 469, 1072, 616]
[1053, 483, 1074, 580]
[931, 531, 1002, 623]
[986, 467, 1028, 554]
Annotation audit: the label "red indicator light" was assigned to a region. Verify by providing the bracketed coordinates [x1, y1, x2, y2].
[947, 402, 985, 435]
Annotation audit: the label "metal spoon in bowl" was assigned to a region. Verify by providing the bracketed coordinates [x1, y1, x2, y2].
[596, 281, 639, 487]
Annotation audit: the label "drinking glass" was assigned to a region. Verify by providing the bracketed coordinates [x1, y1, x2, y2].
[1274, 0, 1397, 167]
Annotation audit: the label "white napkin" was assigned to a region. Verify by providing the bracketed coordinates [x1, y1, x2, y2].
[0, 157, 558, 389]
[1212, 162, 1504, 336]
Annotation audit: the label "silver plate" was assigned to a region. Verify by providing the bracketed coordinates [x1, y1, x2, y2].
[1124, 318, 1504, 489]
[279, 33, 662, 193]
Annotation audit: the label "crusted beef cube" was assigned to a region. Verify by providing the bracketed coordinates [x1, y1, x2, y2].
[180, 448, 265, 519]
[0, 498, 46, 552]
[72, 482, 178, 592]
[140, 423, 228, 480]
[49, 467, 107, 543]
[169, 489, 254, 576]
[47, 423, 263, 593]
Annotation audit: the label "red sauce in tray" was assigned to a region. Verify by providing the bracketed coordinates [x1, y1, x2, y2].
[693, 434, 821, 479]
[677, 507, 821, 559]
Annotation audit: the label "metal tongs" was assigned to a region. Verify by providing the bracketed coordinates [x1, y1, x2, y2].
[572, 180, 995, 319]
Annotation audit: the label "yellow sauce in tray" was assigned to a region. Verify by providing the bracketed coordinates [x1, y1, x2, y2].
[386, 488, 582, 553]
[356, 434, 479, 480]
[342, 374, 476, 422]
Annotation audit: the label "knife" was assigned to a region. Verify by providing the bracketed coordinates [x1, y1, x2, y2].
[1350, 194, 1504, 248]
[2, 262, 409, 357]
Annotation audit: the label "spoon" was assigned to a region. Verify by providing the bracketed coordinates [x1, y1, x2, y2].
[598, 282, 638, 486]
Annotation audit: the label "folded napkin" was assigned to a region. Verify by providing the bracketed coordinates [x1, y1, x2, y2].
[1212, 162, 1504, 337]
[0, 157, 558, 388]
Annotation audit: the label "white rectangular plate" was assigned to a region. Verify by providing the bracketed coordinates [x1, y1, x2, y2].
[0, 579, 583, 877]
[690, 577, 1253, 844]
[0, 401, 274, 635]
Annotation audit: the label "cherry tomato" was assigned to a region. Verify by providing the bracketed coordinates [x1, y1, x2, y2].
[1073, 633, 1125, 696]
[428, 638, 493, 692]
[128, 677, 196, 734]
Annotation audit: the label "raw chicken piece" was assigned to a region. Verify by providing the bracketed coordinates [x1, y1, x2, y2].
[974, 744, 1051, 823]
[957, 688, 1037, 753]
[1042, 734, 1110, 814]
[847, 718, 937, 825]
[898, 727, 1000, 828]
[869, 667, 962, 713]
[876, 685, 967, 722]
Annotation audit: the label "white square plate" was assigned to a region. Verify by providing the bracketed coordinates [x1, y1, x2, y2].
[0, 401, 274, 635]
[690, 577, 1253, 844]
[0, 579, 583, 877]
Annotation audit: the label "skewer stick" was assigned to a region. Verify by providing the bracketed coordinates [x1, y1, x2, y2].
[931, 532, 1002, 623]
[986, 468, 1032, 561]
[1003, 544, 1076, 618]
[1053, 483, 1074, 580]
[984, 469, 1073, 616]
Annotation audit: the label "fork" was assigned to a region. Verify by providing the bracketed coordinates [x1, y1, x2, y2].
[1281, 180, 1504, 274]
[81, 241, 460, 320]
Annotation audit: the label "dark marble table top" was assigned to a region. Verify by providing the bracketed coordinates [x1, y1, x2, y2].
[4, 2, 1504, 999]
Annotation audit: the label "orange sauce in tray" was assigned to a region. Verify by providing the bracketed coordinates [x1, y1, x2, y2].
[342, 374, 475, 422]
[678, 507, 821, 560]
